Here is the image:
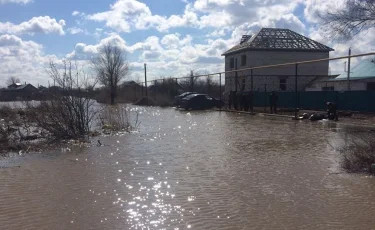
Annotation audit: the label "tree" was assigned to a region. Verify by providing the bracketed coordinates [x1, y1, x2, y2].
[92, 44, 130, 105]
[317, 0, 375, 39]
[6, 76, 20, 86]
[26, 60, 97, 140]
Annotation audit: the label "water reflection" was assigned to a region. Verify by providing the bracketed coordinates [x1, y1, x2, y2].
[0, 107, 375, 229]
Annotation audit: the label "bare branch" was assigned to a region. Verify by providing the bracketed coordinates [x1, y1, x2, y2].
[317, 0, 375, 40]
[6, 77, 20, 86]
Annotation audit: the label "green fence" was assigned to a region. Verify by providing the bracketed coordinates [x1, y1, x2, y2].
[252, 91, 375, 112]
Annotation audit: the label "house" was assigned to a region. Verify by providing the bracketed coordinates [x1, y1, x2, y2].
[0, 83, 38, 101]
[117, 81, 144, 102]
[222, 28, 334, 92]
[306, 58, 375, 91]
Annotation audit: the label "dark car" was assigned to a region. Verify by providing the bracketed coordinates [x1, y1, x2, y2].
[180, 94, 224, 110]
[173, 92, 197, 107]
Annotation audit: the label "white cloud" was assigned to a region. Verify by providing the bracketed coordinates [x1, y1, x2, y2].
[303, 0, 345, 23]
[0, 0, 31, 4]
[0, 34, 57, 87]
[67, 27, 84, 35]
[72, 11, 80, 16]
[0, 16, 66, 35]
[161, 33, 192, 49]
[84, 0, 302, 34]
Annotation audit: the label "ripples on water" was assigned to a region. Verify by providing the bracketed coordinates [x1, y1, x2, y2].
[0, 106, 375, 230]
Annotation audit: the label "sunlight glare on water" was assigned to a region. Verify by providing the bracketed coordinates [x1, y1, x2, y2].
[0, 106, 375, 230]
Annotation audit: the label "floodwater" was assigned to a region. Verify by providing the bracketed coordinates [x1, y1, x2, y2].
[0, 106, 375, 230]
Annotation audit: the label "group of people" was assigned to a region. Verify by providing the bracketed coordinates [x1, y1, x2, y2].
[228, 90, 254, 112]
[227, 90, 279, 114]
[225, 90, 339, 121]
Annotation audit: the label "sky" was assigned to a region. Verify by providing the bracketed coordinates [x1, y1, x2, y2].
[0, 0, 374, 87]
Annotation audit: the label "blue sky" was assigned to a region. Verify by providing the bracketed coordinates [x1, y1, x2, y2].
[0, 0, 374, 86]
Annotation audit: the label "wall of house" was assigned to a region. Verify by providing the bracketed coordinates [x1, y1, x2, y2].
[224, 50, 330, 92]
[305, 80, 375, 91]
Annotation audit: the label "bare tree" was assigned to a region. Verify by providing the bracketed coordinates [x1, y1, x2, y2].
[26, 60, 97, 140]
[6, 76, 20, 86]
[92, 44, 130, 105]
[317, 0, 375, 39]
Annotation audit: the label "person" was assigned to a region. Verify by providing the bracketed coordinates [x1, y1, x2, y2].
[269, 91, 278, 114]
[326, 102, 338, 121]
[228, 91, 233, 109]
[233, 91, 238, 110]
[248, 91, 254, 113]
[243, 92, 249, 111]
[239, 91, 245, 111]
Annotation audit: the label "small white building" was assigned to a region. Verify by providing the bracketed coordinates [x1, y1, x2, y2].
[306, 58, 375, 91]
[222, 28, 334, 92]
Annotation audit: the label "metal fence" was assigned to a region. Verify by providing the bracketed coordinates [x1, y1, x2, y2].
[133, 52, 375, 117]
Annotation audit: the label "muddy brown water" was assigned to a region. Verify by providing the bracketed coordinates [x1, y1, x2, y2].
[1, 106, 375, 230]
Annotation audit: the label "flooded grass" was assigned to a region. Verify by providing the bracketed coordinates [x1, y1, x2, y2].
[340, 131, 375, 174]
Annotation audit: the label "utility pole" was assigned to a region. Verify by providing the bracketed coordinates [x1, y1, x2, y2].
[347, 48, 351, 91]
[144, 63, 148, 97]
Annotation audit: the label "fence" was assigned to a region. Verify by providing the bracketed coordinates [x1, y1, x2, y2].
[131, 52, 375, 117]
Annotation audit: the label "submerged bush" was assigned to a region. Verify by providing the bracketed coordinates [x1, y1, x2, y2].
[340, 132, 375, 173]
[98, 105, 139, 132]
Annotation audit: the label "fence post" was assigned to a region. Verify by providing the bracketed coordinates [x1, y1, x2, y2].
[264, 84, 267, 113]
[219, 73, 222, 101]
[295, 63, 298, 119]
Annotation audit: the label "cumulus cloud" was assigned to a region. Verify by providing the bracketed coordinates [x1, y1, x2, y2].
[0, 34, 57, 87]
[0, 16, 66, 35]
[0, 0, 31, 4]
[84, 0, 303, 35]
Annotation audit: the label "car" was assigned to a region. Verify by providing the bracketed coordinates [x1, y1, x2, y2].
[173, 92, 197, 107]
[180, 94, 224, 110]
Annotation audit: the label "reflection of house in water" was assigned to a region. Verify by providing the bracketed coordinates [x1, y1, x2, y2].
[0, 82, 38, 101]
[222, 28, 335, 92]
[306, 58, 375, 91]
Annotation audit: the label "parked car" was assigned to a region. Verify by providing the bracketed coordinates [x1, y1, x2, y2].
[180, 94, 224, 110]
[173, 92, 197, 107]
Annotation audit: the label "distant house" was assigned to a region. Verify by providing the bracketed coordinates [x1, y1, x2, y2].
[222, 28, 334, 92]
[0, 83, 38, 101]
[117, 81, 144, 102]
[306, 58, 375, 91]
[7, 83, 38, 92]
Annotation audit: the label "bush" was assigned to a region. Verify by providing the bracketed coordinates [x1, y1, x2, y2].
[0, 105, 14, 118]
[98, 105, 139, 132]
[26, 97, 96, 140]
[26, 60, 97, 140]
[340, 132, 375, 173]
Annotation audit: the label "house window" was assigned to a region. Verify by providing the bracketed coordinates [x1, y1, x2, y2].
[230, 58, 235, 68]
[279, 79, 286, 91]
[241, 55, 247, 66]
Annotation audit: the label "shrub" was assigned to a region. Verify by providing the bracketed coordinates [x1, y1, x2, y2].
[26, 60, 97, 140]
[340, 132, 375, 173]
[98, 105, 139, 132]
